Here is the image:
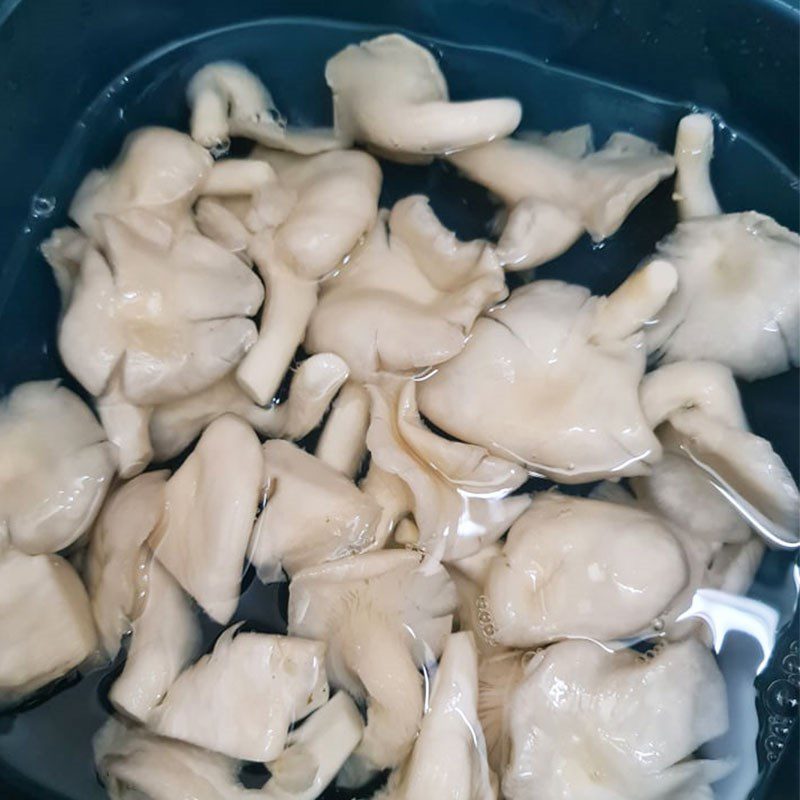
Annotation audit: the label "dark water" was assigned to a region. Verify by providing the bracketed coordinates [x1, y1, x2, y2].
[0, 18, 797, 800]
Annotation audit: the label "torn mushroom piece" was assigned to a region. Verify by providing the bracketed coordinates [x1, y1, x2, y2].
[0, 381, 115, 555]
[288, 550, 457, 780]
[187, 61, 343, 154]
[235, 148, 381, 405]
[306, 195, 507, 382]
[418, 263, 677, 482]
[366, 379, 530, 562]
[448, 125, 675, 269]
[147, 627, 328, 762]
[151, 414, 263, 624]
[376, 633, 496, 800]
[249, 440, 382, 582]
[315, 381, 371, 478]
[325, 33, 521, 159]
[500, 638, 730, 800]
[69, 127, 213, 240]
[640, 360, 800, 549]
[484, 493, 689, 647]
[149, 352, 348, 462]
[0, 547, 98, 707]
[645, 112, 800, 380]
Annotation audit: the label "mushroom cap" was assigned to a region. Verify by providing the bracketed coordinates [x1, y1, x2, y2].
[306, 195, 507, 382]
[0, 381, 115, 555]
[150, 628, 329, 762]
[501, 638, 729, 800]
[325, 34, 521, 157]
[646, 212, 800, 380]
[0, 548, 97, 707]
[484, 493, 689, 646]
[417, 279, 662, 482]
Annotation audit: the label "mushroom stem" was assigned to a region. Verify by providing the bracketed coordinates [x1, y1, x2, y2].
[593, 259, 677, 342]
[201, 159, 278, 196]
[237, 237, 319, 405]
[315, 381, 371, 478]
[673, 113, 721, 220]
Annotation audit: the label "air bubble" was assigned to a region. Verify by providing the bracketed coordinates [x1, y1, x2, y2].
[31, 195, 56, 218]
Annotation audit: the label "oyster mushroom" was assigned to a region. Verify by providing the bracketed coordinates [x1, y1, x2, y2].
[645, 113, 800, 380]
[70, 127, 213, 240]
[235, 148, 381, 405]
[288, 550, 457, 777]
[640, 360, 800, 548]
[484, 493, 689, 647]
[187, 61, 343, 154]
[448, 125, 675, 269]
[151, 414, 263, 624]
[315, 381, 371, 478]
[366, 379, 530, 562]
[148, 627, 329, 762]
[325, 33, 521, 159]
[149, 352, 348, 461]
[59, 212, 264, 405]
[249, 440, 382, 582]
[500, 638, 729, 800]
[418, 262, 677, 482]
[0, 381, 115, 555]
[306, 195, 507, 382]
[0, 546, 98, 707]
[376, 632, 496, 800]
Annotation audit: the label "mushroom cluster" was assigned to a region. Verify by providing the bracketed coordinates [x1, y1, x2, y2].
[2, 31, 795, 800]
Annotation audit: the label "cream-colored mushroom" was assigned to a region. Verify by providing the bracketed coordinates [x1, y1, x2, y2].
[109, 559, 200, 723]
[418, 263, 676, 482]
[366, 379, 530, 562]
[640, 360, 800, 548]
[315, 381, 371, 478]
[484, 493, 689, 646]
[249, 440, 382, 582]
[358, 462, 413, 545]
[187, 61, 343, 154]
[288, 550, 457, 777]
[0, 547, 97, 707]
[306, 195, 507, 382]
[59, 212, 263, 405]
[236, 148, 381, 405]
[376, 632, 496, 800]
[40, 226, 88, 302]
[149, 352, 348, 462]
[148, 627, 328, 762]
[151, 414, 263, 623]
[70, 127, 213, 240]
[500, 638, 729, 800]
[448, 126, 675, 269]
[646, 113, 799, 380]
[0, 381, 115, 555]
[325, 34, 521, 158]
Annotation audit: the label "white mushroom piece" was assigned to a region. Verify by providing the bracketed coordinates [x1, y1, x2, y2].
[493, 638, 730, 800]
[235, 148, 382, 405]
[376, 632, 496, 800]
[639, 360, 800, 549]
[0, 381, 115, 555]
[306, 195, 507, 382]
[483, 493, 689, 647]
[151, 414, 264, 624]
[646, 113, 800, 380]
[288, 551, 457, 779]
[148, 352, 348, 461]
[418, 261, 677, 482]
[325, 33, 521, 159]
[314, 380, 371, 478]
[0, 542, 98, 707]
[94, 691, 364, 800]
[448, 125, 675, 269]
[147, 627, 329, 762]
[84, 471, 201, 722]
[187, 61, 343, 154]
[249, 440, 382, 582]
[366, 379, 530, 562]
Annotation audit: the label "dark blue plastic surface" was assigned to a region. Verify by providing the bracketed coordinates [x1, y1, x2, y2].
[0, 2, 797, 799]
